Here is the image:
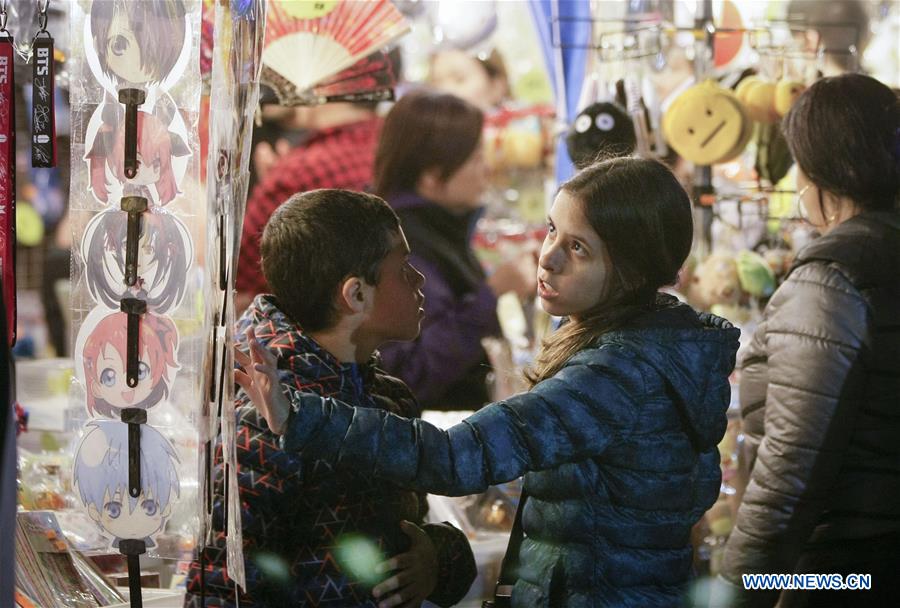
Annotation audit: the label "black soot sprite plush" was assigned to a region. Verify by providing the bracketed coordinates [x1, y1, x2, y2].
[566, 101, 636, 168]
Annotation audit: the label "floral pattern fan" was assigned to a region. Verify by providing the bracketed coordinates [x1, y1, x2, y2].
[261, 0, 408, 106]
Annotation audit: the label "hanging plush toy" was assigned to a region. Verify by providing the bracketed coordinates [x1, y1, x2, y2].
[735, 250, 776, 299]
[774, 79, 806, 117]
[736, 77, 779, 124]
[733, 73, 798, 185]
[686, 252, 743, 312]
[687, 250, 777, 324]
[565, 101, 635, 168]
[663, 80, 752, 166]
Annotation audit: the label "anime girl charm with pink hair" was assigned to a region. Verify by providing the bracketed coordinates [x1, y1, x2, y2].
[85, 104, 189, 207]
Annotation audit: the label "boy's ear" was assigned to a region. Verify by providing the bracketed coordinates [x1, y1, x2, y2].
[338, 276, 371, 314]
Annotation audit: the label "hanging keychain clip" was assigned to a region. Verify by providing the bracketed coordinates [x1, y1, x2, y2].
[121, 196, 148, 287]
[31, 0, 55, 167]
[120, 297, 147, 388]
[119, 88, 146, 179]
[120, 293, 148, 608]
[120, 406, 146, 499]
[118, 536, 146, 608]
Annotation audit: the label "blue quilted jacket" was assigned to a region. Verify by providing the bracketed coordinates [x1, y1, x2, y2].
[282, 300, 740, 607]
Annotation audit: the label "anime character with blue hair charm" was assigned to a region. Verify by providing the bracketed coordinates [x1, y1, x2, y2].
[73, 420, 180, 549]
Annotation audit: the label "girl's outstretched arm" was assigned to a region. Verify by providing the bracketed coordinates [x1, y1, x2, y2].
[236, 334, 640, 496]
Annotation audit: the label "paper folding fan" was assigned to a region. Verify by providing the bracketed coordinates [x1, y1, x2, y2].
[261, 0, 408, 105]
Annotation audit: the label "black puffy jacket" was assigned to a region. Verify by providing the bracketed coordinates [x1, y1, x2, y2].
[721, 211, 900, 606]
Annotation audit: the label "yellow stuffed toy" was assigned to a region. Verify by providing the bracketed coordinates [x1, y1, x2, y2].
[663, 80, 752, 166]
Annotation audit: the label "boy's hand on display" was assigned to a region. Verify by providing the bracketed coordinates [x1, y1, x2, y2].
[372, 520, 438, 608]
[234, 328, 290, 435]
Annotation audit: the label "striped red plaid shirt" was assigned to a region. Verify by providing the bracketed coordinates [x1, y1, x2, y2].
[237, 117, 381, 296]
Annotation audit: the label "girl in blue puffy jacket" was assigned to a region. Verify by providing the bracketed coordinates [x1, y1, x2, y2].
[237, 157, 740, 608]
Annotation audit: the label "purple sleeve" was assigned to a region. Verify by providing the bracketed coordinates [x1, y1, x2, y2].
[378, 255, 501, 405]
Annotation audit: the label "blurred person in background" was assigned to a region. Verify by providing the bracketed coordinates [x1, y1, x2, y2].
[374, 90, 535, 410]
[787, 0, 872, 76]
[429, 47, 509, 112]
[718, 74, 900, 607]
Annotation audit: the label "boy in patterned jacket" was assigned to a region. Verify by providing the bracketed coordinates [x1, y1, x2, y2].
[184, 190, 476, 607]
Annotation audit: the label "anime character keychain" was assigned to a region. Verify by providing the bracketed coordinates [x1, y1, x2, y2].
[86, 0, 190, 109]
[75, 307, 180, 419]
[73, 419, 180, 550]
[0, 0, 16, 346]
[85, 103, 190, 207]
[31, 0, 56, 168]
[81, 207, 194, 314]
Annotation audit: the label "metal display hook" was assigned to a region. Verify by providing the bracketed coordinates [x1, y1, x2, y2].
[0, 0, 10, 38]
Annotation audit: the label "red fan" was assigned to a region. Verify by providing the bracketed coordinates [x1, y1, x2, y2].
[261, 48, 399, 105]
[263, 0, 408, 98]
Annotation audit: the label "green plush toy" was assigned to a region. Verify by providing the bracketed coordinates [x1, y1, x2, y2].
[736, 250, 776, 298]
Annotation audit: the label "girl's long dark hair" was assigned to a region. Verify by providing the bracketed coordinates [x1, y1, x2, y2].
[526, 157, 693, 386]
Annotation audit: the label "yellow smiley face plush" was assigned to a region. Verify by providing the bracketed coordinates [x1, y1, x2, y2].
[664, 80, 751, 166]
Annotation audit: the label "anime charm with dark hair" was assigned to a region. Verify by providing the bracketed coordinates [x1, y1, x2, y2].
[88, 0, 189, 91]
[81, 208, 193, 313]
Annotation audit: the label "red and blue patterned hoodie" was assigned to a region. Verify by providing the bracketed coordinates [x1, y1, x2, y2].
[184, 295, 476, 607]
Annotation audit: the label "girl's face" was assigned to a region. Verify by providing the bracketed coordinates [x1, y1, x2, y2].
[537, 191, 612, 321]
[91, 343, 153, 409]
[432, 144, 490, 211]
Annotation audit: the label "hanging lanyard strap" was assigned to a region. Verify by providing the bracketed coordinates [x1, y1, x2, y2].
[0, 10, 16, 346]
[494, 487, 528, 596]
[32, 0, 55, 168]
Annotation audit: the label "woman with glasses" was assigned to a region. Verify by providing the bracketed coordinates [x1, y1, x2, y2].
[718, 73, 900, 607]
